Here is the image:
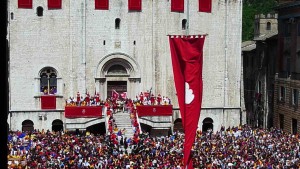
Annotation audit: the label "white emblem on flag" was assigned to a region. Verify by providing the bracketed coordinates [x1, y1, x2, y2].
[82, 109, 86, 114]
[153, 108, 156, 112]
[185, 82, 194, 104]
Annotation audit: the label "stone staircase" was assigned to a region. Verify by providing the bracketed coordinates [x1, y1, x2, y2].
[113, 112, 134, 139]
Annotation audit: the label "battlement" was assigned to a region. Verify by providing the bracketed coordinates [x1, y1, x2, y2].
[255, 13, 278, 19]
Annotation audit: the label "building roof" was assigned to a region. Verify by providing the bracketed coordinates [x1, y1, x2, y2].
[242, 41, 256, 52]
[275, 1, 300, 10]
[253, 31, 278, 41]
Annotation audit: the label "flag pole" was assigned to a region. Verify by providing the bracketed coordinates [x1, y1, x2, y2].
[186, 0, 189, 36]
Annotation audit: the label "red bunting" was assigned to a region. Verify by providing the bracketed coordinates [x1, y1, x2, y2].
[171, 0, 184, 12]
[169, 35, 205, 169]
[18, 0, 32, 8]
[199, 0, 212, 13]
[128, 0, 142, 11]
[95, 0, 109, 10]
[48, 0, 62, 9]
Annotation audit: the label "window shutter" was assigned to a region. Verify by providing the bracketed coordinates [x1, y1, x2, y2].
[199, 0, 212, 13]
[48, 0, 62, 9]
[171, 0, 184, 12]
[18, 0, 32, 9]
[128, 0, 142, 11]
[95, 0, 109, 10]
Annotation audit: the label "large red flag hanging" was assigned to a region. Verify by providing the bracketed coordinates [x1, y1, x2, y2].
[199, 0, 212, 13]
[169, 35, 205, 169]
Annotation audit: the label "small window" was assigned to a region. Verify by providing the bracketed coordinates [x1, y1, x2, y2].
[37, 6, 43, 17]
[279, 114, 284, 130]
[266, 22, 271, 30]
[115, 18, 120, 29]
[40, 68, 57, 95]
[280, 86, 286, 101]
[293, 89, 299, 105]
[133, 41, 136, 45]
[103, 40, 106, 45]
[10, 12, 14, 20]
[182, 19, 187, 30]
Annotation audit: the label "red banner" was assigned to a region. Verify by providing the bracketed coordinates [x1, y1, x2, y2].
[18, 0, 32, 8]
[65, 106, 103, 118]
[128, 0, 142, 11]
[171, 0, 184, 12]
[169, 35, 205, 169]
[199, 0, 212, 13]
[48, 0, 62, 9]
[41, 95, 56, 109]
[136, 105, 173, 117]
[95, 0, 109, 10]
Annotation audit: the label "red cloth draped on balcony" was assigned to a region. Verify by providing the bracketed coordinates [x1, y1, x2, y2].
[48, 0, 62, 9]
[65, 106, 103, 118]
[136, 105, 173, 117]
[41, 95, 56, 109]
[18, 0, 32, 8]
[171, 0, 184, 12]
[95, 0, 109, 10]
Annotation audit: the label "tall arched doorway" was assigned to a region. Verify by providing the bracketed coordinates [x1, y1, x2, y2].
[95, 53, 141, 100]
[173, 118, 183, 133]
[202, 117, 214, 132]
[22, 120, 34, 132]
[140, 123, 152, 134]
[52, 119, 63, 132]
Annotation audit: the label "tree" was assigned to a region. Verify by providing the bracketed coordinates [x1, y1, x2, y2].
[242, 0, 278, 41]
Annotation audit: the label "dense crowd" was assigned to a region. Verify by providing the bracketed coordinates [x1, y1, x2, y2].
[8, 124, 300, 169]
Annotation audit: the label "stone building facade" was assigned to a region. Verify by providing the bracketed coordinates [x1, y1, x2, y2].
[8, 0, 243, 133]
[273, 1, 300, 134]
[242, 13, 278, 129]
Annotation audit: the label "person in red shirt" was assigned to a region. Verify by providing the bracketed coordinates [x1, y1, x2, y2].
[139, 92, 144, 103]
[95, 92, 100, 105]
[85, 92, 90, 106]
[150, 94, 155, 105]
[157, 94, 162, 105]
[76, 92, 80, 106]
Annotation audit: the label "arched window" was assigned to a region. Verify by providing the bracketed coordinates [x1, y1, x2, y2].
[266, 22, 271, 30]
[40, 67, 57, 95]
[37, 6, 43, 17]
[115, 18, 120, 29]
[182, 19, 187, 30]
[22, 120, 34, 132]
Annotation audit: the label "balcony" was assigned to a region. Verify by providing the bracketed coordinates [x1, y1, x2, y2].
[276, 72, 300, 81]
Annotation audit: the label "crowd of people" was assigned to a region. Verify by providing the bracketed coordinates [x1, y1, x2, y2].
[65, 91, 172, 108]
[7, 124, 300, 168]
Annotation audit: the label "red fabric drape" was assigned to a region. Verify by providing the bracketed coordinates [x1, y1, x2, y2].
[48, 0, 62, 9]
[171, 0, 184, 12]
[169, 35, 205, 169]
[95, 0, 109, 10]
[41, 95, 56, 109]
[65, 106, 103, 118]
[128, 0, 142, 11]
[199, 0, 212, 13]
[136, 105, 173, 117]
[18, 0, 32, 8]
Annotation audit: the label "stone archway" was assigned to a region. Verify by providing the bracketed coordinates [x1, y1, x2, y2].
[173, 118, 183, 133]
[202, 117, 214, 133]
[22, 120, 34, 132]
[95, 53, 141, 100]
[52, 119, 63, 132]
[86, 122, 106, 135]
